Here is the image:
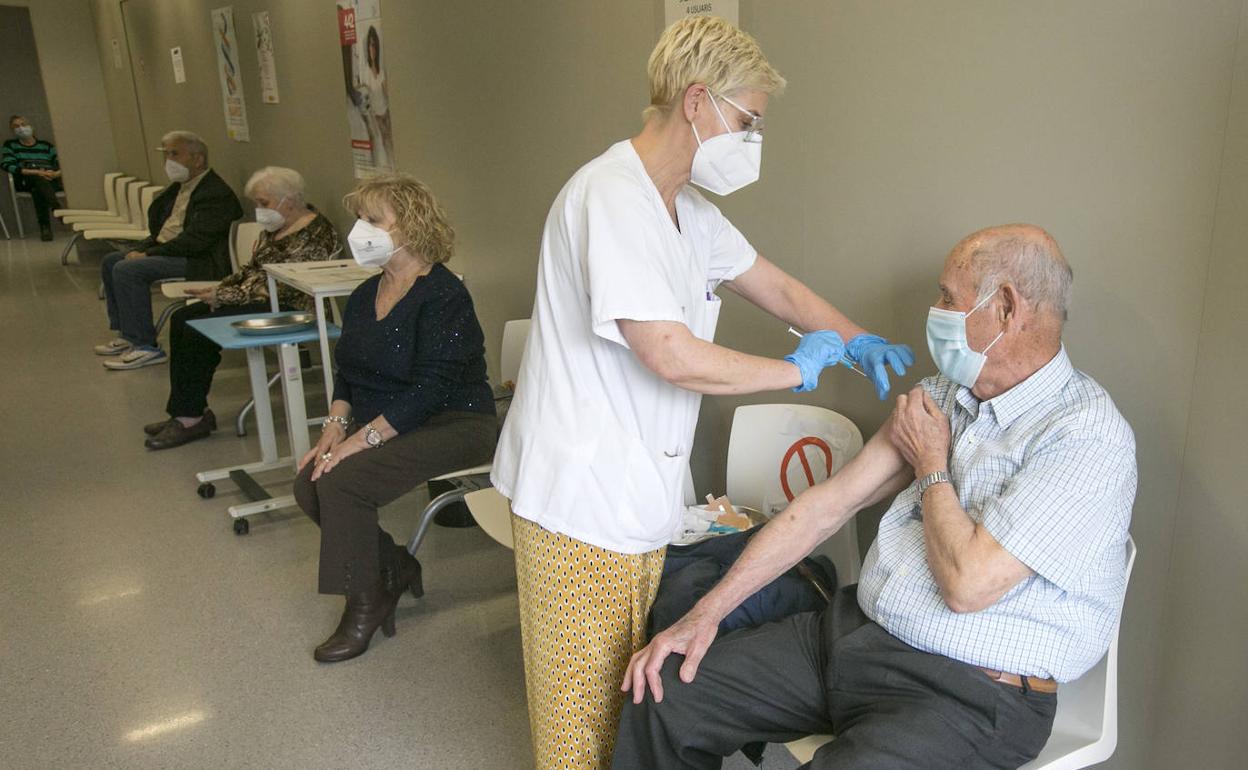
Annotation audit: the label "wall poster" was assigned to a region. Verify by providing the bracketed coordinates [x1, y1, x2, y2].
[337, 0, 394, 177]
[253, 11, 280, 104]
[210, 6, 250, 141]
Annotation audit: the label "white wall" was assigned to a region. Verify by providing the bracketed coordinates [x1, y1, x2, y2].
[3, 0, 117, 209]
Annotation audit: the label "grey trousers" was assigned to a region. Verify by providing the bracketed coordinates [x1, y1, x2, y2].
[613, 586, 1056, 770]
[101, 250, 188, 348]
[293, 411, 496, 595]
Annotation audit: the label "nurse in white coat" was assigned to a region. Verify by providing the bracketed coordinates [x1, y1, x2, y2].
[491, 16, 914, 770]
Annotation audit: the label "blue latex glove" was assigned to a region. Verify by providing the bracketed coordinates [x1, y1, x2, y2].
[784, 330, 846, 392]
[846, 334, 916, 400]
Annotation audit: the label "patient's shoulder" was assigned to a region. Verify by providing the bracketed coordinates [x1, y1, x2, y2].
[1047, 367, 1135, 450]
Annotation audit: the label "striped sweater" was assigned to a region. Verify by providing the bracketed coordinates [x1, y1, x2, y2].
[2, 138, 59, 191]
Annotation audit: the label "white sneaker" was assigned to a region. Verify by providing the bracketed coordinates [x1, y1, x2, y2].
[103, 347, 167, 370]
[94, 338, 133, 356]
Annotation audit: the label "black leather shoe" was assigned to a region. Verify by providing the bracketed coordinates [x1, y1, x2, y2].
[144, 409, 216, 436]
[39, 224, 52, 241]
[144, 417, 213, 450]
[313, 584, 402, 663]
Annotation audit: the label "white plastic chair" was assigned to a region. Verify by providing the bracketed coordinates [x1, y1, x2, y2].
[785, 538, 1139, 769]
[725, 403, 864, 584]
[59, 175, 136, 225]
[6, 170, 68, 238]
[154, 219, 261, 335]
[405, 318, 532, 556]
[463, 488, 515, 549]
[53, 171, 123, 219]
[58, 177, 146, 264]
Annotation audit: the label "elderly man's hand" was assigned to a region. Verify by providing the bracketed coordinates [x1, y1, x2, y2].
[621, 608, 720, 704]
[889, 387, 951, 476]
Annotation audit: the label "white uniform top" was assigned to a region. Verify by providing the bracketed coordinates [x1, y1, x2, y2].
[491, 140, 757, 554]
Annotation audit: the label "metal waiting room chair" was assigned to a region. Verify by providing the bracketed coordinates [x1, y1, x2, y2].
[6, 170, 68, 239]
[405, 318, 531, 557]
[783, 538, 1139, 770]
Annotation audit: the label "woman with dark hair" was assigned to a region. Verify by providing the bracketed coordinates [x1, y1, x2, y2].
[359, 25, 393, 168]
[2, 115, 62, 241]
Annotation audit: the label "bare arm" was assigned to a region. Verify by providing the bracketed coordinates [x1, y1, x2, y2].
[623, 420, 913, 702]
[724, 255, 868, 341]
[890, 388, 1032, 613]
[617, 319, 801, 395]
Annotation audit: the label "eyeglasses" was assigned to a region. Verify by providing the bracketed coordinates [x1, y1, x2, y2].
[712, 91, 765, 143]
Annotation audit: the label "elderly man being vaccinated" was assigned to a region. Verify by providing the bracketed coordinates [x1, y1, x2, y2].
[492, 16, 913, 770]
[615, 225, 1138, 770]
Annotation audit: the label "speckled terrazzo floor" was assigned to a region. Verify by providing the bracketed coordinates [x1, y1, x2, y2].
[0, 231, 793, 770]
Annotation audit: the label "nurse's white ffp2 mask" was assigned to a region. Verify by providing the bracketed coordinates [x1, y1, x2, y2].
[347, 219, 398, 267]
[689, 95, 761, 196]
[926, 289, 1004, 388]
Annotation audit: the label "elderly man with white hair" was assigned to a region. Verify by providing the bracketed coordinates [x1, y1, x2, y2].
[614, 224, 1138, 770]
[142, 166, 338, 450]
[96, 130, 243, 370]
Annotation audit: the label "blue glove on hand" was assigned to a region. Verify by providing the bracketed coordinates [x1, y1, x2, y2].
[847, 334, 916, 400]
[784, 330, 846, 392]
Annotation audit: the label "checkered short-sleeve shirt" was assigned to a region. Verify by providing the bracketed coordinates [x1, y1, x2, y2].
[857, 348, 1137, 681]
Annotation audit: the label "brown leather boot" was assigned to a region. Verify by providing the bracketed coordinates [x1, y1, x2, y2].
[385, 546, 424, 599]
[313, 582, 401, 663]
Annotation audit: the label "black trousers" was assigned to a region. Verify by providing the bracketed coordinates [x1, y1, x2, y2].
[293, 411, 497, 595]
[17, 176, 61, 227]
[613, 586, 1056, 770]
[165, 301, 270, 418]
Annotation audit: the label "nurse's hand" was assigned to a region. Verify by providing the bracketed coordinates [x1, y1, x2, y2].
[621, 608, 720, 704]
[847, 334, 915, 400]
[783, 330, 846, 392]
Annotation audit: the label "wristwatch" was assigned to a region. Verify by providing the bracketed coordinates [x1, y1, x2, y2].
[917, 470, 952, 498]
[364, 422, 386, 448]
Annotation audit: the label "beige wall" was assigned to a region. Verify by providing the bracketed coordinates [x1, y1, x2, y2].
[90, 1, 1248, 765]
[1151, 0, 1248, 764]
[4, 0, 117, 209]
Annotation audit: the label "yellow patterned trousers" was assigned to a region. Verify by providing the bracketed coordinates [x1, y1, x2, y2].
[511, 514, 665, 770]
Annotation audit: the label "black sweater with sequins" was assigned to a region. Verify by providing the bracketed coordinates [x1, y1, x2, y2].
[332, 264, 496, 434]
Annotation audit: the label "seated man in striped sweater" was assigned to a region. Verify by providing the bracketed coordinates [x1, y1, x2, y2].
[2, 115, 62, 241]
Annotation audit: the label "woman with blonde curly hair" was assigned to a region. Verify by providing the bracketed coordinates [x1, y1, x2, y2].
[492, 15, 913, 768]
[293, 173, 496, 663]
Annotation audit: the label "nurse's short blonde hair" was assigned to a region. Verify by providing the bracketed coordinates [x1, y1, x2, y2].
[644, 15, 786, 122]
[343, 174, 455, 264]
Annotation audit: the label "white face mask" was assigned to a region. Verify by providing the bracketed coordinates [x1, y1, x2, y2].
[347, 219, 400, 267]
[689, 93, 762, 196]
[926, 289, 1005, 389]
[165, 158, 190, 183]
[14, 126, 33, 140]
[255, 207, 285, 232]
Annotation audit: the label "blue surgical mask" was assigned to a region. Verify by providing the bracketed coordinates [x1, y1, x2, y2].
[926, 289, 1004, 388]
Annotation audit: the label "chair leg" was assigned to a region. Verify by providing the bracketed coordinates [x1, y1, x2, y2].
[98, 280, 105, 300]
[235, 371, 281, 437]
[60, 232, 81, 266]
[0, 209, 10, 240]
[406, 488, 470, 556]
[154, 299, 187, 339]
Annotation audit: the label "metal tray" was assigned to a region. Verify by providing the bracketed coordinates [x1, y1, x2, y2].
[231, 313, 317, 336]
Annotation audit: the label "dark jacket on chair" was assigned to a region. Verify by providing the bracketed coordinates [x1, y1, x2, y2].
[135, 169, 242, 280]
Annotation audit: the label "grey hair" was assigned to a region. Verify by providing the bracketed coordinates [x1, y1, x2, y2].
[244, 166, 306, 205]
[160, 130, 208, 161]
[970, 232, 1073, 320]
